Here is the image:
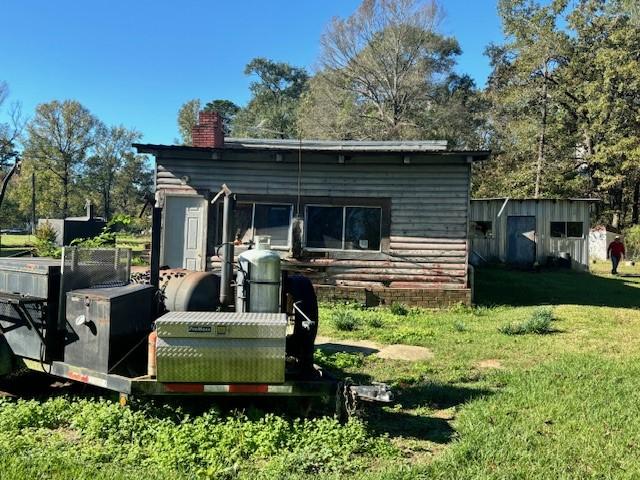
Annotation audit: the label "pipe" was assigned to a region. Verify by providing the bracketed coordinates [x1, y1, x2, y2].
[219, 191, 236, 306]
[150, 206, 162, 290]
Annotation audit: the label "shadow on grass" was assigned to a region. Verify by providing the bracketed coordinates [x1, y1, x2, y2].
[475, 266, 640, 308]
[315, 342, 379, 356]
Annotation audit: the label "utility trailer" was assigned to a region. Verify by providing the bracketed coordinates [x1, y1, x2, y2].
[0, 187, 392, 415]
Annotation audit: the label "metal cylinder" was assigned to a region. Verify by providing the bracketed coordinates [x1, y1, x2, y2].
[159, 268, 221, 311]
[147, 330, 157, 377]
[236, 236, 281, 313]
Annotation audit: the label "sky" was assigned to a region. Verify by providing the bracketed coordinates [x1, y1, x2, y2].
[0, 0, 504, 145]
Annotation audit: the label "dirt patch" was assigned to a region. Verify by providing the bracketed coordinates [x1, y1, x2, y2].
[377, 344, 434, 361]
[475, 359, 503, 369]
[315, 337, 433, 361]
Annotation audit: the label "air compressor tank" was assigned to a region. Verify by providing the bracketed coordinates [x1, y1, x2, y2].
[236, 236, 281, 313]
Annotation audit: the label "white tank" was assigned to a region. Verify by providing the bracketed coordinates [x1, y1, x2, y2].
[236, 236, 281, 313]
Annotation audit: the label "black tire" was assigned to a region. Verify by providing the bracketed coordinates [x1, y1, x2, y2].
[284, 275, 318, 372]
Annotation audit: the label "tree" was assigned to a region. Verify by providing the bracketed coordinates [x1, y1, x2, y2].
[299, 0, 461, 140]
[111, 152, 153, 218]
[87, 125, 142, 220]
[203, 99, 240, 135]
[25, 100, 97, 218]
[177, 99, 201, 145]
[232, 58, 309, 138]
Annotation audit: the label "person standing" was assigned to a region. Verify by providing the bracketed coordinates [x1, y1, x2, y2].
[607, 236, 625, 275]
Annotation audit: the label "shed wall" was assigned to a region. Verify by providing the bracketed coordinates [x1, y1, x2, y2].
[470, 199, 592, 270]
[155, 150, 472, 289]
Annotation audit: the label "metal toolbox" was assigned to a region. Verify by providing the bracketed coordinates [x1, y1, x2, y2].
[64, 284, 154, 374]
[0, 258, 61, 361]
[155, 311, 287, 384]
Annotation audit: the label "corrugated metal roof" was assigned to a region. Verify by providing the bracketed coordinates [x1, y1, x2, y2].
[134, 139, 490, 158]
[472, 197, 600, 202]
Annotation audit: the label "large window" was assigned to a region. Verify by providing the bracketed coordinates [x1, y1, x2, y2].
[218, 202, 292, 248]
[550, 221, 583, 238]
[305, 205, 381, 250]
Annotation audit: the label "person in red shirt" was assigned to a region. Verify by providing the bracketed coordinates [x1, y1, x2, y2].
[607, 236, 625, 275]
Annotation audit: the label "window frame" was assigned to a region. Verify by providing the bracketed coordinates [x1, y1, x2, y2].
[550, 221, 584, 239]
[217, 200, 293, 250]
[304, 204, 383, 252]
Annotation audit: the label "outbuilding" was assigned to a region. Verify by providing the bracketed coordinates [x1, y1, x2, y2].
[469, 198, 597, 270]
[135, 111, 490, 307]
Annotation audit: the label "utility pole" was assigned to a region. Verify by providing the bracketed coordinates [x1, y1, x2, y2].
[31, 172, 36, 234]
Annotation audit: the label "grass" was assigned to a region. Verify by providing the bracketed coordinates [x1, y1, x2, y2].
[2, 260, 640, 478]
[0, 234, 35, 247]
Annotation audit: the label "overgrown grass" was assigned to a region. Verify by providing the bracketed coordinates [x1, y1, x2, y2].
[498, 306, 554, 335]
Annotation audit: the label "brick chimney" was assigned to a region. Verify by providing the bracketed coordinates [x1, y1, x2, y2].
[192, 110, 224, 148]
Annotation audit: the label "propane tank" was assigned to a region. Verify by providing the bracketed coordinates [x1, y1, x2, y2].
[236, 236, 281, 313]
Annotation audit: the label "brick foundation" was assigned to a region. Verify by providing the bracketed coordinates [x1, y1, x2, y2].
[314, 285, 472, 308]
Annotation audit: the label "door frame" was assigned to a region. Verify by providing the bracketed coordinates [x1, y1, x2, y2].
[160, 192, 209, 271]
[506, 215, 537, 266]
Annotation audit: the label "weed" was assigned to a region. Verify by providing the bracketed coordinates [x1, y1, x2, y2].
[331, 309, 360, 331]
[453, 320, 467, 332]
[389, 303, 409, 316]
[315, 350, 365, 370]
[366, 316, 384, 328]
[499, 306, 554, 335]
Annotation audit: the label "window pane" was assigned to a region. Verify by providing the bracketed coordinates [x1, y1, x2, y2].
[306, 206, 343, 249]
[567, 222, 583, 238]
[254, 204, 291, 247]
[217, 202, 253, 245]
[345, 207, 381, 250]
[550, 222, 566, 238]
[471, 221, 492, 239]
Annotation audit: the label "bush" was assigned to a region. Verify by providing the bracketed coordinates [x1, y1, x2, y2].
[366, 316, 384, 328]
[34, 222, 60, 258]
[331, 309, 360, 331]
[499, 307, 554, 335]
[624, 225, 640, 260]
[389, 303, 409, 316]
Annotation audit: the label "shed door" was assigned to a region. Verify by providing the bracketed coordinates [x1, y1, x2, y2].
[162, 195, 208, 270]
[506, 216, 536, 266]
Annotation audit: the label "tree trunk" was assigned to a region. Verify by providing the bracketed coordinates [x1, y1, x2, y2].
[62, 170, 69, 219]
[31, 172, 36, 234]
[534, 64, 549, 198]
[632, 181, 640, 225]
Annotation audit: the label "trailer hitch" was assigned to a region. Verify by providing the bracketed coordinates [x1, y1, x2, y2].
[348, 382, 394, 403]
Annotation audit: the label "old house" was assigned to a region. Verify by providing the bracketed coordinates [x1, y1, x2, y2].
[470, 198, 597, 270]
[135, 111, 490, 306]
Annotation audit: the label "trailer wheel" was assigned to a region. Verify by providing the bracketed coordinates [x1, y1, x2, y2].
[284, 275, 318, 372]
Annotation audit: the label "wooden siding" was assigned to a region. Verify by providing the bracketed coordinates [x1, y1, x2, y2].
[155, 150, 471, 289]
[470, 199, 593, 270]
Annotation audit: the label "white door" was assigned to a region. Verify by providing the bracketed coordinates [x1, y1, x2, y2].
[162, 195, 207, 270]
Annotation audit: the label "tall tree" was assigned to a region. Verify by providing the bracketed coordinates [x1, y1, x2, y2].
[87, 124, 142, 220]
[111, 152, 153, 217]
[177, 98, 201, 145]
[203, 99, 240, 135]
[299, 0, 461, 140]
[25, 100, 97, 218]
[232, 58, 309, 138]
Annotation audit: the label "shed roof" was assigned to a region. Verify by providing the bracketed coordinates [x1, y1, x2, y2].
[134, 138, 490, 159]
[472, 197, 600, 203]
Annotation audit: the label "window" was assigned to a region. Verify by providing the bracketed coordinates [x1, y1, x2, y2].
[470, 221, 493, 239]
[218, 202, 292, 248]
[305, 205, 381, 250]
[550, 221, 583, 238]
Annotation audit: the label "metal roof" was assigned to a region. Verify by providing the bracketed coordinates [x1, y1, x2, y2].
[134, 138, 490, 159]
[472, 197, 600, 202]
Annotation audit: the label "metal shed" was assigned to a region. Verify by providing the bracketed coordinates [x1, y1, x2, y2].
[469, 198, 597, 270]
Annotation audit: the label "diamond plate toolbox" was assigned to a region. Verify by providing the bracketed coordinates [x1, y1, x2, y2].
[155, 312, 287, 383]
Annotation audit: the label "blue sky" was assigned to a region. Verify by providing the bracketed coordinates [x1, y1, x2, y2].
[0, 0, 503, 144]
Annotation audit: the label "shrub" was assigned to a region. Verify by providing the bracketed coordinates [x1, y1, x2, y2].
[389, 303, 409, 316]
[331, 309, 359, 331]
[34, 222, 60, 258]
[624, 225, 640, 260]
[366, 316, 384, 328]
[499, 307, 554, 335]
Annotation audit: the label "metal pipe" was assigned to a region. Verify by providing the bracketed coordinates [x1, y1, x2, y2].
[219, 191, 236, 306]
[150, 206, 162, 290]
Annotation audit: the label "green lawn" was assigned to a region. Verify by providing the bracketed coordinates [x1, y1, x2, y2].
[1, 262, 640, 478]
[0, 234, 35, 247]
